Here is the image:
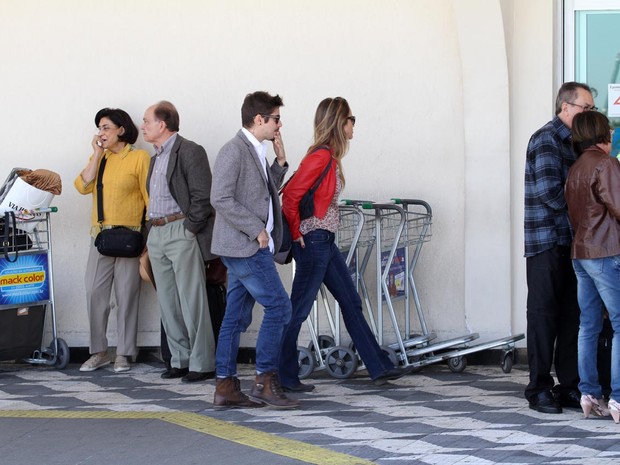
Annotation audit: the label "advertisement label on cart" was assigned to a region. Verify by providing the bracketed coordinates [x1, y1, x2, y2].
[0, 252, 49, 305]
[381, 247, 406, 300]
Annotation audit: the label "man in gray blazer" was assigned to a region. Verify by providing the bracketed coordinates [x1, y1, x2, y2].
[211, 91, 297, 409]
[142, 101, 215, 383]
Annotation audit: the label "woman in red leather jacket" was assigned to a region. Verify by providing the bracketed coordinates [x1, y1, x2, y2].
[279, 97, 413, 391]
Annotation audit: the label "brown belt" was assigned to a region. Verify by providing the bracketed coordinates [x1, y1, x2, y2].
[149, 213, 185, 227]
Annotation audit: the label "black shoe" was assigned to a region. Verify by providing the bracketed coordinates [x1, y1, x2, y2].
[529, 390, 562, 414]
[555, 389, 581, 409]
[182, 371, 215, 383]
[373, 366, 414, 386]
[161, 367, 189, 379]
[282, 382, 316, 392]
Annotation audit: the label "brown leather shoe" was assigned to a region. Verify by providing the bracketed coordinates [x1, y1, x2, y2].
[249, 372, 300, 409]
[213, 377, 263, 409]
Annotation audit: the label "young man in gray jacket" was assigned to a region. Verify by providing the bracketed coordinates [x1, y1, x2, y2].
[210, 91, 297, 409]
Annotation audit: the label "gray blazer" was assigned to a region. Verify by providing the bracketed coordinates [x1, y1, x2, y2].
[211, 130, 288, 258]
[146, 134, 215, 261]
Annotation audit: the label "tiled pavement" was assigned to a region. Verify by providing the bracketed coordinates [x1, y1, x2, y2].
[1, 361, 620, 464]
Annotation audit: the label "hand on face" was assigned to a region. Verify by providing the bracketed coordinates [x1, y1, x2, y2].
[272, 130, 286, 163]
[91, 134, 104, 156]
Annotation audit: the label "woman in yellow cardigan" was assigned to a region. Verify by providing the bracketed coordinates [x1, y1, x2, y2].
[74, 108, 150, 373]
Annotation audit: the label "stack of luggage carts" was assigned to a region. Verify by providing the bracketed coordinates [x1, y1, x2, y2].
[296, 197, 524, 380]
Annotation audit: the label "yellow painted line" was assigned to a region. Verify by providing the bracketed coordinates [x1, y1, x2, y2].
[0, 410, 374, 465]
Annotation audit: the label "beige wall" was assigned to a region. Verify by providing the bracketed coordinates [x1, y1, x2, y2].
[0, 0, 557, 350]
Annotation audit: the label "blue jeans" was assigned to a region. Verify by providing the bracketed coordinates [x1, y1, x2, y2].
[216, 248, 292, 377]
[573, 257, 620, 400]
[279, 229, 393, 386]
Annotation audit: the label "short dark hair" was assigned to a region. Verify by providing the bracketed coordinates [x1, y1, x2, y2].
[571, 111, 612, 155]
[94, 108, 139, 144]
[555, 81, 593, 115]
[241, 91, 283, 128]
[153, 100, 180, 132]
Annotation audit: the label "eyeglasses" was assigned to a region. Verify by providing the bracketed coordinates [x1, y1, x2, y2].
[347, 116, 356, 126]
[97, 124, 119, 133]
[261, 114, 281, 124]
[567, 102, 598, 112]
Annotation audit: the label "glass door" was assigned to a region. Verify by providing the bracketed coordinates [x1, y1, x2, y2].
[565, 0, 620, 155]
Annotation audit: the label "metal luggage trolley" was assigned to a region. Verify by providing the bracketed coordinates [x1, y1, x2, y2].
[0, 207, 70, 369]
[298, 199, 436, 379]
[365, 199, 524, 373]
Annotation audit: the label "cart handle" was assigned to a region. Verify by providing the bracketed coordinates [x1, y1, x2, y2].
[391, 198, 432, 216]
[22, 206, 58, 214]
[340, 199, 374, 206]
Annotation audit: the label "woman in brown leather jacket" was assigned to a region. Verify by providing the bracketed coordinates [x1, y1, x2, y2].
[565, 110, 620, 423]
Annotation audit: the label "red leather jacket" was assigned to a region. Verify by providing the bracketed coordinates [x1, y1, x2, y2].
[565, 145, 620, 259]
[282, 147, 336, 240]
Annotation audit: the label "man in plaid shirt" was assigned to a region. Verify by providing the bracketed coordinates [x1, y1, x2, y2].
[524, 82, 595, 414]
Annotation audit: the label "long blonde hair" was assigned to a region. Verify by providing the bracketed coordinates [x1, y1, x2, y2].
[305, 97, 351, 188]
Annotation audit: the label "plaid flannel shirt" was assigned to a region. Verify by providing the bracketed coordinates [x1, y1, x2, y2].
[524, 116, 576, 257]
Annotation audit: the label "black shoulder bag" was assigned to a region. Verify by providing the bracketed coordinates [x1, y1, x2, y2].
[298, 156, 333, 220]
[93, 156, 145, 258]
[275, 151, 333, 265]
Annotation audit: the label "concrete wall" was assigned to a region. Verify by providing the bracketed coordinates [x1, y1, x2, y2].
[0, 0, 557, 350]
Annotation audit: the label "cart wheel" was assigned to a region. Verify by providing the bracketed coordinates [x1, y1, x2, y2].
[381, 345, 399, 367]
[447, 355, 467, 373]
[53, 338, 70, 370]
[297, 346, 315, 380]
[308, 335, 335, 353]
[502, 352, 514, 374]
[325, 346, 358, 379]
[407, 355, 424, 373]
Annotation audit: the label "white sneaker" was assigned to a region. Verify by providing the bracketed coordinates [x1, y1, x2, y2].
[114, 355, 131, 373]
[79, 353, 111, 372]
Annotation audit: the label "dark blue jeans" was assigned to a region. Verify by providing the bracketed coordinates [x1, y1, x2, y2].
[217, 248, 292, 377]
[279, 229, 393, 386]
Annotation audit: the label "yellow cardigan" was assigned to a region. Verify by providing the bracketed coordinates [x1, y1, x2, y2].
[74, 144, 150, 237]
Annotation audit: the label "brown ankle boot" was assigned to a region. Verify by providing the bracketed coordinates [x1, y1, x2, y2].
[249, 372, 300, 409]
[213, 377, 263, 409]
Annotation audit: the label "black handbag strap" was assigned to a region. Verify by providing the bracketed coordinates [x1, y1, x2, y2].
[95, 153, 146, 229]
[279, 145, 332, 195]
[2, 210, 19, 262]
[306, 157, 332, 196]
[96, 155, 107, 224]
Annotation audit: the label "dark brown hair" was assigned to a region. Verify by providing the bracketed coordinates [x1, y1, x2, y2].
[241, 91, 283, 128]
[571, 111, 612, 155]
[94, 108, 138, 144]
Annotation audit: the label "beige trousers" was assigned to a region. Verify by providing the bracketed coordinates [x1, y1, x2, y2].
[84, 239, 141, 357]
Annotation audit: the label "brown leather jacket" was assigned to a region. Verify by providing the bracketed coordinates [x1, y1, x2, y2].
[565, 145, 620, 259]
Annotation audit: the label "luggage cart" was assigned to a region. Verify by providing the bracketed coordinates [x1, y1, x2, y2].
[363, 199, 523, 373]
[0, 207, 69, 369]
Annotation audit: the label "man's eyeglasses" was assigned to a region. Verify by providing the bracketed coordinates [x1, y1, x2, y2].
[347, 116, 356, 126]
[261, 114, 281, 124]
[567, 102, 598, 112]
